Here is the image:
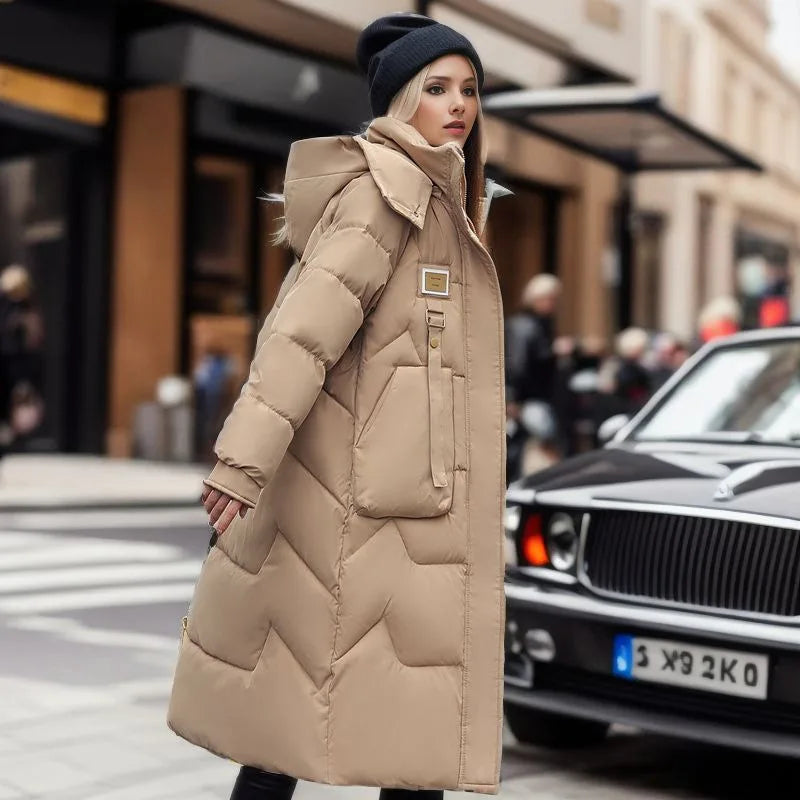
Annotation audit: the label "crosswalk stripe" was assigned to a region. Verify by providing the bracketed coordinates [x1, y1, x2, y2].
[0, 525, 204, 620]
[0, 582, 197, 614]
[0, 540, 182, 571]
[0, 507, 209, 531]
[0, 532, 60, 550]
[11, 615, 182, 652]
[0, 559, 203, 593]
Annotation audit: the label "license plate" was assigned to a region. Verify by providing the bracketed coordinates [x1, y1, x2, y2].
[612, 635, 769, 700]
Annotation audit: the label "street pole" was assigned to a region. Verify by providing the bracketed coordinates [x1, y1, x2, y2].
[615, 172, 634, 331]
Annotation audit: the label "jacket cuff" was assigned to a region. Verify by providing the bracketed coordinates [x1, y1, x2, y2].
[203, 461, 261, 509]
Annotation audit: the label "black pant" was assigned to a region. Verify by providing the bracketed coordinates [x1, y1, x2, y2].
[231, 766, 444, 800]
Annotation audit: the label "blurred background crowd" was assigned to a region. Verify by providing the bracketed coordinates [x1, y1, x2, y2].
[1, 0, 800, 478]
[503, 271, 764, 481]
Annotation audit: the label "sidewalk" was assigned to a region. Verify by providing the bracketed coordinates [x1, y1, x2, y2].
[0, 454, 208, 511]
[0, 677, 663, 800]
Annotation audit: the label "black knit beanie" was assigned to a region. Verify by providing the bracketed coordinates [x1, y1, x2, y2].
[356, 13, 484, 117]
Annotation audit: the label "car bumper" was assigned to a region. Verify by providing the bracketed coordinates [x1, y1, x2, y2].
[504, 580, 800, 756]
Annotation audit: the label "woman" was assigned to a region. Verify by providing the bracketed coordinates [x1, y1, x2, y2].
[168, 13, 507, 798]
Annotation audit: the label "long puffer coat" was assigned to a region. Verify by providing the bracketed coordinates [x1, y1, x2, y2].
[167, 116, 507, 794]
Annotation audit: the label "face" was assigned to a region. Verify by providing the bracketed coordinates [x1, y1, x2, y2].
[532, 293, 558, 317]
[410, 54, 478, 149]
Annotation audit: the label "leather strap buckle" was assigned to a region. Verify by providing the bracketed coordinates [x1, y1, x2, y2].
[426, 310, 446, 328]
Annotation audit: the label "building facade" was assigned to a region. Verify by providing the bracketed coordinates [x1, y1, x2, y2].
[636, 0, 800, 340]
[0, 0, 645, 457]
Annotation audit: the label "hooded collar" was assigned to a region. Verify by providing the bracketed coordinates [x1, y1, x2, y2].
[283, 117, 477, 256]
[366, 117, 465, 193]
[360, 117, 469, 224]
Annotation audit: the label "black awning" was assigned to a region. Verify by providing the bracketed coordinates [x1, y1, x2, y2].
[0, 100, 101, 158]
[483, 84, 761, 173]
[126, 23, 371, 132]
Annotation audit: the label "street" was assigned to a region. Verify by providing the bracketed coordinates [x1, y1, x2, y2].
[0, 507, 798, 800]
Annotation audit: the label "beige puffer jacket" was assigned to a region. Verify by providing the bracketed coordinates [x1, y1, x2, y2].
[167, 117, 507, 794]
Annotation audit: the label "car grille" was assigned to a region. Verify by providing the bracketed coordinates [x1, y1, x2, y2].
[583, 509, 800, 616]
[534, 664, 800, 735]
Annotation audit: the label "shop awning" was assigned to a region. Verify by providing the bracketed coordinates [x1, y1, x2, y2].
[127, 23, 371, 131]
[483, 84, 761, 173]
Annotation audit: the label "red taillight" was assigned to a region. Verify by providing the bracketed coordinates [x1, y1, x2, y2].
[521, 514, 549, 566]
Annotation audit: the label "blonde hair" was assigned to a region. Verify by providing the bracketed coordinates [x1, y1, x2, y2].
[616, 327, 650, 360]
[698, 295, 741, 328]
[386, 63, 433, 122]
[522, 273, 561, 307]
[0, 264, 32, 300]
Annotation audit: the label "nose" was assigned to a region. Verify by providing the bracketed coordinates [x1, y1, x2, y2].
[450, 90, 465, 114]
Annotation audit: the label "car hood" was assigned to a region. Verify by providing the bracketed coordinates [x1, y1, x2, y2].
[512, 443, 800, 522]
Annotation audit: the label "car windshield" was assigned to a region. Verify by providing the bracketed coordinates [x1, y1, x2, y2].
[630, 338, 800, 446]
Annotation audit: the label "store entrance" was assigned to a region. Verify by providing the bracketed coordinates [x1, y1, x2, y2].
[486, 180, 560, 315]
[0, 124, 108, 453]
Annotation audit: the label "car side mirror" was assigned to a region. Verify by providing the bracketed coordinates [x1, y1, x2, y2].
[598, 414, 630, 445]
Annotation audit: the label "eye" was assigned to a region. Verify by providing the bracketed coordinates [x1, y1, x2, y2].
[426, 84, 445, 95]
[463, 87, 476, 97]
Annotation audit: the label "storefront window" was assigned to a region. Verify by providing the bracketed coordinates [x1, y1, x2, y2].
[187, 156, 293, 461]
[632, 212, 664, 330]
[485, 182, 554, 314]
[0, 153, 69, 451]
[189, 156, 252, 315]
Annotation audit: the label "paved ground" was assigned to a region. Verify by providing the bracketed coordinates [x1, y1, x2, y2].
[0, 454, 206, 510]
[1, 500, 799, 799]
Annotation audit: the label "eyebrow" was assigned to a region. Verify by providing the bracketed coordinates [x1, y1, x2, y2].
[425, 75, 477, 83]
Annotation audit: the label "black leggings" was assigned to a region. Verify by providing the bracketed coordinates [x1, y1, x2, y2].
[230, 766, 444, 800]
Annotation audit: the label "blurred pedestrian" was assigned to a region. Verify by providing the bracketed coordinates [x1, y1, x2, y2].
[613, 327, 651, 414]
[646, 332, 691, 392]
[697, 295, 741, 345]
[504, 273, 561, 481]
[169, 12, 506, 799]
[563, 335, 610, 453]
[647, 331, 678, 391]
[671, 339, 690, 370]
[0, 264, 45, 454]
[193, 348, 237, 462]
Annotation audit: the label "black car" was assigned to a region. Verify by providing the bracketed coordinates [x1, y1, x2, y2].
[503, 329, 800, 754]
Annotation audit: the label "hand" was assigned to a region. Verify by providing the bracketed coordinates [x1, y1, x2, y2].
[201, 486, 248, 534]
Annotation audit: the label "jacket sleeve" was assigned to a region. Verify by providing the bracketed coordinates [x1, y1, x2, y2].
[203, 175, 409, 508]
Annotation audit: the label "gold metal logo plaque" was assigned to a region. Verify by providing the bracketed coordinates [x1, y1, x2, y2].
[421, 268, 450, 297]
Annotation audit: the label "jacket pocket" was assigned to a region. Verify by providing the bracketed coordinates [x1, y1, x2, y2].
[354, 365, 454, 518]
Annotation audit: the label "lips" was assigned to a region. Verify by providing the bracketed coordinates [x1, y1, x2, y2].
[444, 121, 465, 131]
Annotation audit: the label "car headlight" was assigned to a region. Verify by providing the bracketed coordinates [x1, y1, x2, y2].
[504, 505, 521, 567]
[504, 505, 521, 537]
[546, 512, 578, 572]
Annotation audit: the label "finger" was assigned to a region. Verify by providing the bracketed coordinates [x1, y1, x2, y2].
[201, 485, 211, 503]
[204, 490, 222, 514]
[239, 505, 248, 518]
[203, 489, 220, 511]
[215, 501, 241, 534]
[208, 493, 231, 526]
